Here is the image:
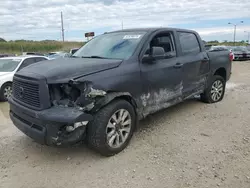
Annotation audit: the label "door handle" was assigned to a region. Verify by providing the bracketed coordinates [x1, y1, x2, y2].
[174, 63, 183, 68]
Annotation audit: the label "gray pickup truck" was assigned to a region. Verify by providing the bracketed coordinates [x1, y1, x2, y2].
[8, 28, 232, 156]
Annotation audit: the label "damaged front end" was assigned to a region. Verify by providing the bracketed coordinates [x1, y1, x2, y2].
[50, 80, 106, 111]
[47, 80, 107, 146]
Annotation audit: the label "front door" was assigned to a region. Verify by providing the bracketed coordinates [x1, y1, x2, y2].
[139, 32, 183, 116]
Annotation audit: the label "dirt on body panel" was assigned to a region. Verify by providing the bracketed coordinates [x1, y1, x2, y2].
[141, 81, 183, 117]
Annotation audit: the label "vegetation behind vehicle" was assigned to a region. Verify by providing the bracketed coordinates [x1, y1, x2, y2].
[0, 41, 84, 54]
[0, 36, 248, 54]
[206, 41, 248, 46]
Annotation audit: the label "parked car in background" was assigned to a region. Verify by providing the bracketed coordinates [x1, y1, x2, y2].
[47, 52, 71, 60]
[205, 45, 228, 51]
[205, 45, 234, 60]
[9, 27, 232, 156]
[22, 52, 45, 56]
[231, 46, 250, 61]
[47, 51, 64, 56]
[70, 48, 79, 55]
[0, 55, 48, 101]
[0, 54, 15, 58]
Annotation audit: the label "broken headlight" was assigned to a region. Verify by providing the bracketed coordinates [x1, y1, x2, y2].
[49, 81, 106, 110]
[49, 84, 80, 107]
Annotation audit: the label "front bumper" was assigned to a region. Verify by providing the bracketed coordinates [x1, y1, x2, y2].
[9, 97, 93, 146]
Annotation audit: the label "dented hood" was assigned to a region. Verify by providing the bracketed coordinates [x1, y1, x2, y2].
[19, 57, 122, 83]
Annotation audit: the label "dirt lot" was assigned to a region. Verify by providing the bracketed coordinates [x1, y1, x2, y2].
[0, 62, 250, 188]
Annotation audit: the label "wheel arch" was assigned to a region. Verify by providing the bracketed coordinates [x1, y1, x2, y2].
[0, 81, 12, 90]
[92, 91, 138, 112]
[213, 67, 227, 81]
[91, 91, 140, 126]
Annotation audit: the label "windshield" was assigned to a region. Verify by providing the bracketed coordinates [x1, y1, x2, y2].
[233, 46, 247, 51]
[0, 59, 21, 72]
[73, 32, 146, 59]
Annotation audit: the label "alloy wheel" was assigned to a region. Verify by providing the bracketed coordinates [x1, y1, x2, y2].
[3, 85, 12, 100]
[106, 109, 132, 149]
[210, 80, 224, 102]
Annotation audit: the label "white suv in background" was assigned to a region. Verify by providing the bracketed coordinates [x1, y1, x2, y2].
[0, 55, 48, 101]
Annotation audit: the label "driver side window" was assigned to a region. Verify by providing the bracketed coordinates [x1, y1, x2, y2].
[144, 32, 175, 56]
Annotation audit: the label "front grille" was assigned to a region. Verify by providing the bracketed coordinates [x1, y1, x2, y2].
[13, 78, 40, 108]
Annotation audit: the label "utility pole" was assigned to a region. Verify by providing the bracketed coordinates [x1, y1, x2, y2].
[121, 20, 123, 30]
[233, 25, 236, 45]
[244, 31, 250, 44]
[228, 21, 243, 46]
[61, 11, 65, 42]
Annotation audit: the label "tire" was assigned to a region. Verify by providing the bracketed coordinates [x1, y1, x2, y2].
[0, 83, 12, 102]
[87, 99, 136, 156]
[201, 75, 226, 103]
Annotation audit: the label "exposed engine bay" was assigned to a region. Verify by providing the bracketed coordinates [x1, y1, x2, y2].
[49, 80, 107, 112]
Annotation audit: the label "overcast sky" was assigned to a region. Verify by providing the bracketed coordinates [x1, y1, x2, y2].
[1, 0, 250, 41]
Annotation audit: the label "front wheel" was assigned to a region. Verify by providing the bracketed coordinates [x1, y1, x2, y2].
[201, 75, 226, 103]
[0, 83, 12, 102]
[87, 99, 136, 156]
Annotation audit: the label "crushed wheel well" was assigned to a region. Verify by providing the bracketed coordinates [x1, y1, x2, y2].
[116, 95, 137, 109]
[91, 92, 138, 113]
[214, 68, 226, 80]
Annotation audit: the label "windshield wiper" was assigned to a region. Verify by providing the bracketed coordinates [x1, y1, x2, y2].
[81, 55, 107, 59]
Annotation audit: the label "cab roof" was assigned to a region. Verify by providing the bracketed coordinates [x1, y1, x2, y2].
[108, 27, 196, 33]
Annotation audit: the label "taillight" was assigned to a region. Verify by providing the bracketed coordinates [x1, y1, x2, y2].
[229, 52, 234, 61]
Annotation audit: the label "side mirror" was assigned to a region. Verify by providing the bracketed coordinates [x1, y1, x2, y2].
[142, 55, 154, 64]
[151, 47, 165, 58]
[142, 47, 165, 64]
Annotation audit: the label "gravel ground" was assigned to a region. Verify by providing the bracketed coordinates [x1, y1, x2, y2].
[0, 61, 250, 188]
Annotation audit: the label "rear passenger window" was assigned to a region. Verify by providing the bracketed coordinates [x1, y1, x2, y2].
[178, 32, 200, 55]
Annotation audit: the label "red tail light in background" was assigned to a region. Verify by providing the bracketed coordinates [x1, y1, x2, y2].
[229, 52, 234, 61]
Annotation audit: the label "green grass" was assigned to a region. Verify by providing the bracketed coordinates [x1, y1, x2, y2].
[0, 41, 84, 54]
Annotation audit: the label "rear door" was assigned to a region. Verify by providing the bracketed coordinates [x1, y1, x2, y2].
[176, 31, 209, 97]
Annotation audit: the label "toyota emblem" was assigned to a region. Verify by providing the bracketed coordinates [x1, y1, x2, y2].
[19, 87, 24, 98]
